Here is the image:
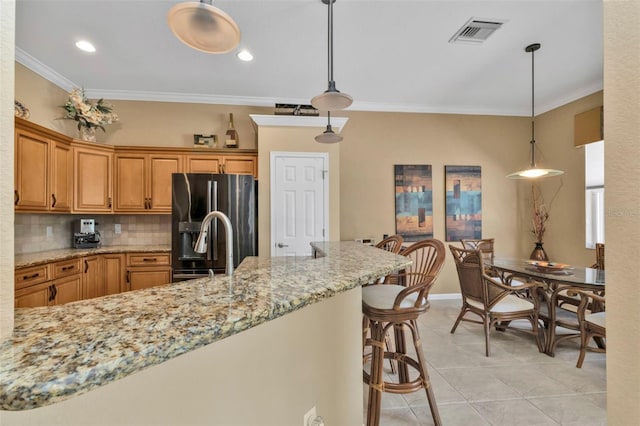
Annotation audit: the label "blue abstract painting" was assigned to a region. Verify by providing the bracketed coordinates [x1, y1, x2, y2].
[445, 165, 482, 242]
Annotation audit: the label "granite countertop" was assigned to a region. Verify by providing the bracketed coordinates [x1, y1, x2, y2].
[0, 241, 410, 411]
[15, 245, 171, 269]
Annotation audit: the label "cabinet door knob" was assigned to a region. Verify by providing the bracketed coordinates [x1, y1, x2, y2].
[51, 193, 57, 208]
[14, 190, 19, 206]
[84, 259, 89, 273]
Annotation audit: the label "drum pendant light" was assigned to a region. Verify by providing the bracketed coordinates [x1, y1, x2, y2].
[311, 0, 353, 111]
[167, 0, 240, 54]
[507, 43, 564, 179]
[315, 111, 343, 143]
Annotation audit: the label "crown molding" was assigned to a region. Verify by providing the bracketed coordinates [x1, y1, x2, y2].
[15, 48, 602, 116]
[15, 47, 76, 92]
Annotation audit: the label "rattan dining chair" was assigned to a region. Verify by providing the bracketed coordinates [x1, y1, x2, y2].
[575, 290, 606, 368]
[362, 239, 446, 426]
[591, 243, 605, 270]
[557, 243, 605, 313]
[449, 245, 544, 357]
[461, 238, 525, 285]
[375, 234, 404, 255]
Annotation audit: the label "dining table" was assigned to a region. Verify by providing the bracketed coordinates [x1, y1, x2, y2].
[486, 257, 605, 356]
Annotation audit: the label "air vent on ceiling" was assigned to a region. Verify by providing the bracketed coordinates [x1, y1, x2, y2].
[449, 18, 505, 44]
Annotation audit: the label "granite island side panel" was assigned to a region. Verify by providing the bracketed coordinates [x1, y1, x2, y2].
[1, 241, 410, 411]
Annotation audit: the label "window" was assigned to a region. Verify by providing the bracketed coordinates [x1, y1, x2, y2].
[585, 140, 604, 248]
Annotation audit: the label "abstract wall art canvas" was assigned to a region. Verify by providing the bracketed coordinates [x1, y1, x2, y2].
[445, 165, 482, 241]
[394, 165, 433, 241]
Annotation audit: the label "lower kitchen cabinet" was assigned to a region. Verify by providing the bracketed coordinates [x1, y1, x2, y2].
[15, 251, 171, 306]
[125, 252, 172, 292]
[15, 260, 82, 308]
[53, 274, 83, 305]
[82, 255, 104, 300]
[103, 253, 126, 295]
[15, 282, 51, 308]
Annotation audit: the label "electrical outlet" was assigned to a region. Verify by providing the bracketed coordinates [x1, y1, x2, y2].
[303, 406, 316, 426]
[46, 226, 53, 238]
[115, 224, 121, 234]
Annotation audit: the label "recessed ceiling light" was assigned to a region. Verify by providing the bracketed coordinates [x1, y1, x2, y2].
[237, 49, 253, 62]
[75, 40, 96, 53]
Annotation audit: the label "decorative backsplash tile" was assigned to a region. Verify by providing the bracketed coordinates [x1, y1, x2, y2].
[15, 214, 171, 255]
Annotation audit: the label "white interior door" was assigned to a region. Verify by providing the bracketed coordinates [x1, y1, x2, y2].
[271, 152, 328, 257]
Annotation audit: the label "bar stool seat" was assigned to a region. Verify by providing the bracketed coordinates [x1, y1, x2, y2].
[362, 239, 445, 426]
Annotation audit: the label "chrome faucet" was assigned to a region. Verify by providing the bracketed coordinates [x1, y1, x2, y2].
[193, 211, 234, 276]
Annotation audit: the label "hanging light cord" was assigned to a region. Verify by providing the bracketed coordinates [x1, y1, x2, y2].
[327, 0, 334, 85]
[530, 46, 536, 168]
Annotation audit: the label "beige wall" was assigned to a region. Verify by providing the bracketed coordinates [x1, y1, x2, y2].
[337, 94, 603, 295]
[0, 0, 15, 339]
[256, 124, 341, 257]
[15, 63, 271, 149]
[534, 91, 603, 264]
[604, 1, 640, 424]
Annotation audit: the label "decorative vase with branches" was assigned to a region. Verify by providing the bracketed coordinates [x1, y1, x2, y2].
[529, 180, 562, 260]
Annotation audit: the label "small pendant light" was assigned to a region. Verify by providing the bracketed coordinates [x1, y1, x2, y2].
[311, 0, 353, 111]
[315, 112, 343, 144]
[507, 43, 564, 179]
[167, 0, 240, 54]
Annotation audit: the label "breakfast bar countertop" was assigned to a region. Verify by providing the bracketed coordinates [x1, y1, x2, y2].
[1, 241, 410, 411]
[15, 245, 172, 269]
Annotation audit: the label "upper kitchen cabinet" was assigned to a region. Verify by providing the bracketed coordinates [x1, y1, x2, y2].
[73, 141, 114, 213]
[14, 118, 73, 213]
[114, 149, 182, 213]
[184, 151, 257, 178]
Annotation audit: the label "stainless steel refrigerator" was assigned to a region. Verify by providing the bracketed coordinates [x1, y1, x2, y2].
[171, 173, 257, 281]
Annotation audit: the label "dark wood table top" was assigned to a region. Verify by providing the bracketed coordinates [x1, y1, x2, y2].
[488, 257, 605, 289]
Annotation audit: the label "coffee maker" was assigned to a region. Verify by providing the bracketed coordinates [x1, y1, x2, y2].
[73, 219, 101, 249]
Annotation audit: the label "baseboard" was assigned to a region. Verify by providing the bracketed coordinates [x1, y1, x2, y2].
[429, 293, 461, 300]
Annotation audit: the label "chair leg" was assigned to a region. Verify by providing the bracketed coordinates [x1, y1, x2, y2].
[576, 330, 590, 368]
[408, 319, 441, 426]
[484, 315, 491, 357]
[366, 320, 385, 426]
[394, 323, 410, 384]
[450, 306, 466, 333]
[384, 332, 397, 374]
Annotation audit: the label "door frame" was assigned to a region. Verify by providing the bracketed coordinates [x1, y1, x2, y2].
[270, 151, 329, 257]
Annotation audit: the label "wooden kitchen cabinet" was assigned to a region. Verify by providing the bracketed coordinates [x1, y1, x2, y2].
[103, 253, 126, 295]
[125, 252, 172, 291]
[114, 152, 182, 213]
[73, 142, 113, 213]
[15, 259, 82, 308]
[221, 155, 257, 176]
[184, 153, 257, 177]
[14, 119, 73, 213]
[82, 255, 104, 300]
[185, 154, 222, 173]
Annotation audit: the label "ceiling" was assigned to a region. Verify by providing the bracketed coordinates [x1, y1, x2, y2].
[15, 0, 603, 116]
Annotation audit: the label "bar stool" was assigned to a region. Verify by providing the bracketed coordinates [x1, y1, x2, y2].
[362, 239, 445, 426]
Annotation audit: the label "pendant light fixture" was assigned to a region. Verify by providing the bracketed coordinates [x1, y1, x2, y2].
[507, 43, 564, 179]
[167, 0, 240, 54]
[315, 112, 343, 143]
[311, 0, 353, 111]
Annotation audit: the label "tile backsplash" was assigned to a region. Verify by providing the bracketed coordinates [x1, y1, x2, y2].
[15, 214, 171, 255]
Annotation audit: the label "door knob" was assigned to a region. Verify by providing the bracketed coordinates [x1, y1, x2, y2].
[277, 242, 289, 248]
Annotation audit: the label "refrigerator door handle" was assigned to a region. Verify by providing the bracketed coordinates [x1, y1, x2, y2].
[205, 180, 213, 261]
[212, 180, 218, 261]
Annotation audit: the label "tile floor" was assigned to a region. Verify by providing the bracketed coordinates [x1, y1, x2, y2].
[365, 299, 606, 425]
